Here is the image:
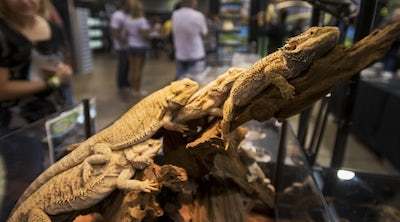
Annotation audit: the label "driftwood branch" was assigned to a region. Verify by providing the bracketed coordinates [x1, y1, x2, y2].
[233, 21, 400, 129]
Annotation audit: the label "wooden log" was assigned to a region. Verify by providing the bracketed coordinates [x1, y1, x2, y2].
[232, 21, 400, 129]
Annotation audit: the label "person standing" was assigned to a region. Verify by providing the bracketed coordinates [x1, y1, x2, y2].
[124, 0, 150, 95]
[0, 0, 72, 131]
[172, 0, 208, 78]
[111, 0, 130, 93]
[0, 0, 72, 219]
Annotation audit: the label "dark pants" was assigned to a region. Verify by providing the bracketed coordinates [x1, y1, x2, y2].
[383, 40, 400, 72]
[59, 83, 74, 106]
[116, 49, 130, 89]
[129, 47, 148, 92]
[0, 128, 44, 221]
[176, 59, 205, 79]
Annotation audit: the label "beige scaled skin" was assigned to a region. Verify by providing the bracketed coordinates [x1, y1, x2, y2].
[8, 139, 162, 222]
[221, 27, 340, 149]
[175, 67, 246, 123]
[14, 78, 199, 209]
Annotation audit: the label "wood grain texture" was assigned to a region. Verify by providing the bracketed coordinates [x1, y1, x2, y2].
[232, 21, 400, 129]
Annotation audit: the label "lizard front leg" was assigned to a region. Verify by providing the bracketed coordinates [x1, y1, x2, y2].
[116, 169, 159, 193]
[82, 154, 111, 183]
[28, 208, 52, 222]
[132, 144, 160, 164]
[124, 145, 149, 162]
[207, 107, 223, 117]
[221, 96, 235, 150]
[91, 143, 113, 155]
[162, 112, 189, 133]
[265, 70, 295, 100]
[202, 99, 224, 117]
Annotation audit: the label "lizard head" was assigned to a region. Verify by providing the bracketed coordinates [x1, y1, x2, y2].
[168, 78, 199, 107]
[209, 67, 245, 97]
[281, 26, 339, 63]
[125, 139, 162, 169]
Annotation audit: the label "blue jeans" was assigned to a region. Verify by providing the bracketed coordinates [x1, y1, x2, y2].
[116, 49, 130, 89]
[176, 59, 206, 79]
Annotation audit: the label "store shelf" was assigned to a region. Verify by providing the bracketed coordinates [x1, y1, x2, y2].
[219, 42, 244, 47]
[218, 28, 241, 33]
[217, 0, 249, 65]
[221, 14, 242, 20]
[221, 1, 243, 5]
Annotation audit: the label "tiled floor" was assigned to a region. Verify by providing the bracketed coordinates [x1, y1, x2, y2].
[72, 53, 399, 176]
[72, 53, 176, 129]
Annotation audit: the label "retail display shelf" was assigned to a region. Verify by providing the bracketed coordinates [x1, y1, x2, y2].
[221, 1, 243, 5]
[218, 28, 242, 33]
[221, 14, 242, 20]
[219, 41, 244, 46]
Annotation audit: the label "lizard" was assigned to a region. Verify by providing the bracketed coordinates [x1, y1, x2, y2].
[14, 78, 199, 208]
[107, 164, 190, 222]
[8, 139, 162, 222]
[174, 67, 246, 123]
[221, 26, 340, 147]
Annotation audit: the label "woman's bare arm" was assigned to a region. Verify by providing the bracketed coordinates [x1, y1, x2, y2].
[0, 67, 47, 101]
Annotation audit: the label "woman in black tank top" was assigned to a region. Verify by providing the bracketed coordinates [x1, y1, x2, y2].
[0, 0, 72, 131]
[0, 1, 72, 220]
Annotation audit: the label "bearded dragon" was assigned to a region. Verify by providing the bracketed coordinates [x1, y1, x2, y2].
[174, 67, 245, 123]
[15, 78, 199, 207]
[221, 27, 340, 146]
[8, 139, 162, 222]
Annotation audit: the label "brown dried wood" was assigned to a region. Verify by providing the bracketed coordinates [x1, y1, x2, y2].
[232, 21, 400, 129]
[162, 122, 275, 221]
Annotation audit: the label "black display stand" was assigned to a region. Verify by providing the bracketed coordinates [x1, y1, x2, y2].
[331, 0, 378, 168]
[351, 80, 400, 170]
[83, 98, 93, 138]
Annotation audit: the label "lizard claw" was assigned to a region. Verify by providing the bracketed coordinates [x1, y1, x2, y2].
[280, 85, 296, 100]
[165, 123, 189, 133]
[175, 124, 190, 133]
[207, 108, 223, 117]
[224, 142, 230, 151]
[223, 133, 233, 151]
[140, 179, 159, 193]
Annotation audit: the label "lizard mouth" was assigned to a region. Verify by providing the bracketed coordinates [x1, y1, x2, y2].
[170, 101, 186, 108]
[283, 27, 339, 55]
[284, 44, 297, 51]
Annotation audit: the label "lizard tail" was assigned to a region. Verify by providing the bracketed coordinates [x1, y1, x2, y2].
[13, 144, 91, 209]
[6, 212, 18, 222]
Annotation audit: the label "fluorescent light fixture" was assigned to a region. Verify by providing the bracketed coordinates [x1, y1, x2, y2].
[337, 170, 355, 181]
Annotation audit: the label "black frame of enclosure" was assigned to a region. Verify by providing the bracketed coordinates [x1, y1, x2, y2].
[330, 0, 378, 168]
[273, 120, 288, 204]
[83, 99, 93, 139]
[296, 0, 379, 168]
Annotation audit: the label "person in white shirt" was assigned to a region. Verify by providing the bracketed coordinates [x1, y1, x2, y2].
[172, 0, 208, 78]
[124, 0, 151, 95]
[111, 0, 131, 92]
